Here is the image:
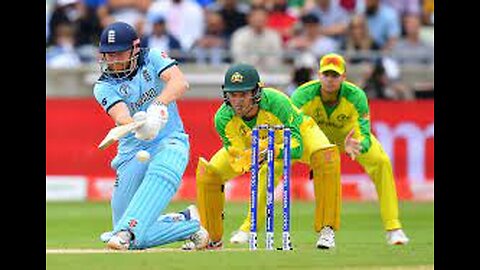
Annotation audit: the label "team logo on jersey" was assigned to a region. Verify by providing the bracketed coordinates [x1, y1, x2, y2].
[161, 51, 169, 58]
[240, 125, 248, 136]
[142, 70, 152, 82]
[230, 72, 243, 83]
[336, 114, 348, 122]
[107, 30, 115, 43]
[119, 84, 131, 97]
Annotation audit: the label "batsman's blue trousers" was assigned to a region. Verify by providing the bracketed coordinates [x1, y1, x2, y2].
[110, 132, 199, 248]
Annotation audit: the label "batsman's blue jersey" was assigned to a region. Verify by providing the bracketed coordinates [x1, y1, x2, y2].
[93, 48, 186, 159]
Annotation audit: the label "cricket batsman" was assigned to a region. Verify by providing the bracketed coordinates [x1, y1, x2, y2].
[291, 53, 409, 245]
[93, 21, 209, 250]
[185, 63, 342, 250]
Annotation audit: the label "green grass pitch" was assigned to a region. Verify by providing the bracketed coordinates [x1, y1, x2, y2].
[46, 201, 433, 269]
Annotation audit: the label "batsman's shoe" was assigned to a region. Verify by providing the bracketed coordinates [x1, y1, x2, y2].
[188, 226, 210, 250]
[386, 229, 409, 245]
[182, 240, 223, 251]
[316, 226, 335, 249]
[230, 230, 249, 244]
[100, 231, 114, 243]
[107, 230, 132, 250]
[181, 240, 195, 250]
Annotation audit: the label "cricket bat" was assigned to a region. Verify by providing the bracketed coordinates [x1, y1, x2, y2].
[98, 120, 146, 150]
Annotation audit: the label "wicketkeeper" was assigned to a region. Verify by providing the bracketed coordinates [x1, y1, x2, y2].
[185, 63, 342, 250]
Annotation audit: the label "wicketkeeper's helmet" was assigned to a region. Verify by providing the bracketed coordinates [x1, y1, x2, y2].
[222, 63, 263, 105]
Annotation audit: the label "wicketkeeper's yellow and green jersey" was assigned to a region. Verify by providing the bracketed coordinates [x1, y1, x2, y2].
[214, 87, 305, 160]
[291, 80, 371, 153]
[196, 86, 338, 240]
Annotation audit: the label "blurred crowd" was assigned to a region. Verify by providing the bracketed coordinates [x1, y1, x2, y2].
[46, 0, 434, 99]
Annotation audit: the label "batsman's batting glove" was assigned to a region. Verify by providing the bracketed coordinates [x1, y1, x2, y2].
[146, 101, 168, 132]
[132, 111, 153, 141]
[132, 101, 168, 141]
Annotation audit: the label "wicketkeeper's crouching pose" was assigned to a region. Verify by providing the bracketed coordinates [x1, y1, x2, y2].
[183, 63, 342, 250]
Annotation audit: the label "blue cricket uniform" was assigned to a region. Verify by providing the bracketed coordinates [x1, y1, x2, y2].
[93, 48, 198, 249]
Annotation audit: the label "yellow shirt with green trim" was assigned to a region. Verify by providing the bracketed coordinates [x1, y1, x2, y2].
[214, 88, 304, 159]
[291, 80, 371, 153]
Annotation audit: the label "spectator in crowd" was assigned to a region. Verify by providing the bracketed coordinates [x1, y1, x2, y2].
[207, 0, 249, 40]
[266, 0, 298, 44]
[282, 0, 316, 17]
[192, 11, 229, 65]
[148, 0, 205, 50]
[47, 0, 103, 62]
[104, 0, 150, 30]
[48, 0, 84, 46]
[46, 23, 82, 68]
[307, 0, 350, 42]
[382, 0, 420, 17]
[363, 0, 401, 52]
[359, 56, 414, 100]
[140, 15, 183, 58]
[338, 0, 357, 13]
[230, 6, 284, 68]
[285, 52, 317, 95]
[391, 14, 433, 65]
[341, 14, 380, 64]
[356, 0, 421, 17]
[287, 14, 339, 59]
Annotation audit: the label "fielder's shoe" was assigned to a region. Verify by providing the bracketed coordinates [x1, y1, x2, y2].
[107, 230, 132, 250]
[386, 229, 409, 245]
[316, 226, 335, 249]
[230, 230, 249, 244]
[206, 240, 223, 250]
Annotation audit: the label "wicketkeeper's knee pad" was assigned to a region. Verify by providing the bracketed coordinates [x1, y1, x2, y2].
[310, 146, 341, 232]
[196, 157, 225, 242]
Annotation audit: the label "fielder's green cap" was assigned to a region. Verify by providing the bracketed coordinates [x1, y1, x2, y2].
[223, 63, 260, 92]
[319, 53, 346, 75]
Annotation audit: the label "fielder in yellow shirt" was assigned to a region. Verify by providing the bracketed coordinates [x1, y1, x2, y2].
[185, 63, 342, 250]
[292, 53, 409, 245]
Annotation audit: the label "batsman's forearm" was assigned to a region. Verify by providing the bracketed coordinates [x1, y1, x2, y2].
[108, 102, 134, 125]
